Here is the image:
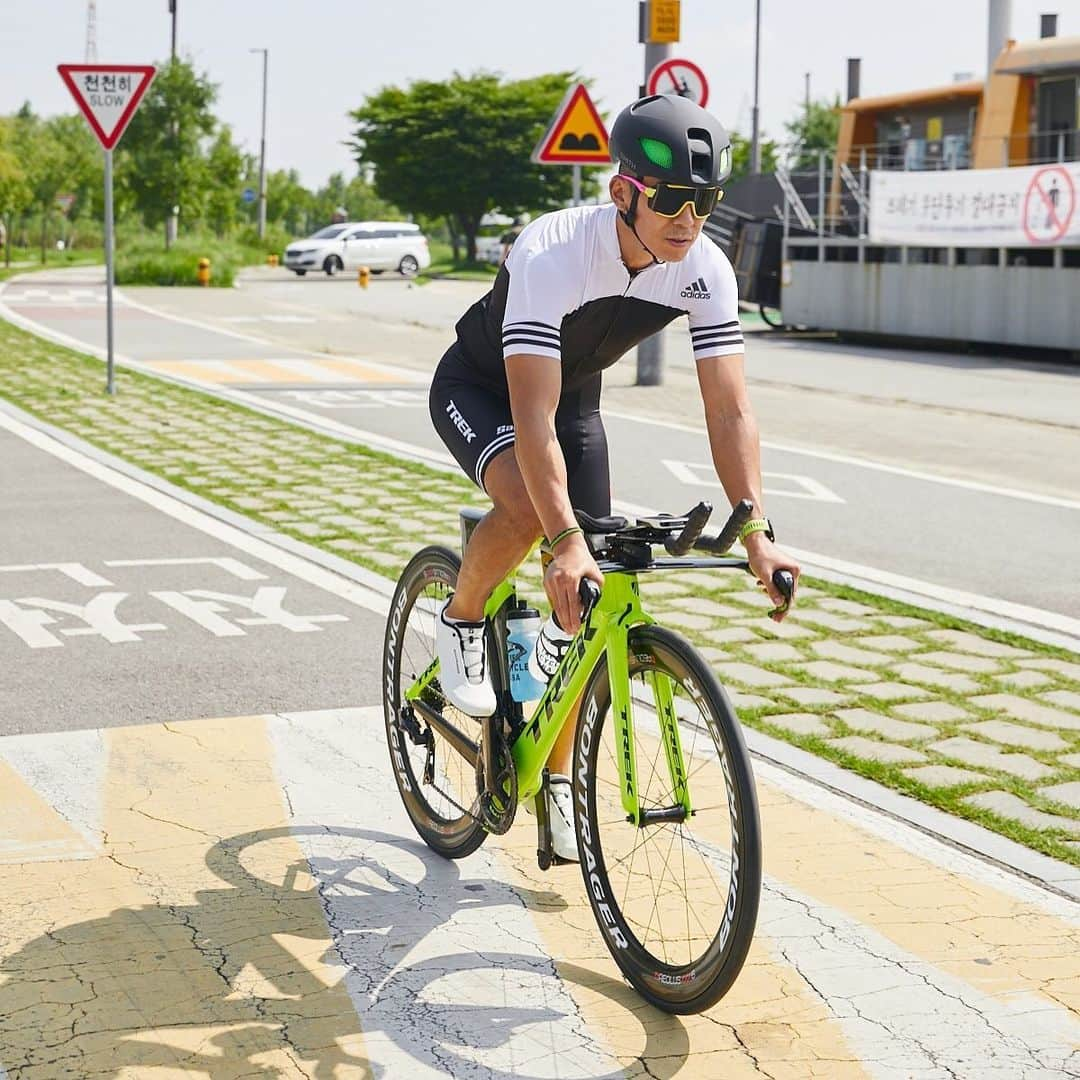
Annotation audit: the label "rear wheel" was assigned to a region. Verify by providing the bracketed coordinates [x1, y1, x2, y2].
[574, 625, 761, 1013]
[323, 255, 343, 277]
[293, 269, 307, 277]
[383, 546, 487, 859]
[398, 254, 420, 277]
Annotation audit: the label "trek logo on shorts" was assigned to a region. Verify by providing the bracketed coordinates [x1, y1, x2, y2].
[680, 277, 711, 300]
[446, 399, 477, 443]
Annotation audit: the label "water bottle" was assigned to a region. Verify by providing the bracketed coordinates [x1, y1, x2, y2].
[506, 605, 546, 704]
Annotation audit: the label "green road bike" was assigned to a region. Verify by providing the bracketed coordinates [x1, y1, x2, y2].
[383, 499, 794, 1014]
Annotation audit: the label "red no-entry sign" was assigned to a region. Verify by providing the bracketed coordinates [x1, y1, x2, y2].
[646, 58, 708, 108]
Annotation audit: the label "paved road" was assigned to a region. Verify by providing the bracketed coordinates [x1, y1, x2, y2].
[2, 268, 1078, 636]
[0, 410, 1077, 1079]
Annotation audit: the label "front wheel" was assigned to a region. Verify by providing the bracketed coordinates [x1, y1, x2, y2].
[573, 625, 761, 1013]
[383, 546, 488, 860]
[323, 255, 343, 277]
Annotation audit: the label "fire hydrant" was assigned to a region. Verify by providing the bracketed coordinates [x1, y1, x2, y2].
[197, 257, 211, 286]
[357, 265, 370, 289]
[267, 253, 279, 268]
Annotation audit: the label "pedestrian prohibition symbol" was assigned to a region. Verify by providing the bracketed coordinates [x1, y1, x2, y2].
[1022, 164, 1076, 244]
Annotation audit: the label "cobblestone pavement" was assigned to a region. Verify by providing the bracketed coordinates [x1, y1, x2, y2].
[1, 318, 1078, 867]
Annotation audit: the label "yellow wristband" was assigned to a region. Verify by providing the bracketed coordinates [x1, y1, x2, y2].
[738, 518, 773, 542]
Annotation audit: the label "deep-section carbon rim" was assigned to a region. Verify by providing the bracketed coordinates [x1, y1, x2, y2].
[574, 624, 761, 1013]
[383, 546, 487, 859]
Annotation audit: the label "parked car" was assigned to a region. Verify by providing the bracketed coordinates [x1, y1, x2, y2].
[283, 221, 431, 278]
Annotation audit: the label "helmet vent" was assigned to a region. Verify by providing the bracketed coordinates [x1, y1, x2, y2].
[688, 128, 714, 184]
[639, 137, 674, 170]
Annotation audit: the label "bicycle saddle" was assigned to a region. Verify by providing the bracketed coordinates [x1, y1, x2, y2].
[574, 510, 629, 534]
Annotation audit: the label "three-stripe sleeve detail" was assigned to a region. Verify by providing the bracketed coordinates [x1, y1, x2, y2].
[691, 319, 744, 357]
[475, 432, 516, 488]
[503, 320, 561, 360]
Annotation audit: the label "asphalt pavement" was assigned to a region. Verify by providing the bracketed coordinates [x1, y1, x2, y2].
[7, 266, 1075, 630]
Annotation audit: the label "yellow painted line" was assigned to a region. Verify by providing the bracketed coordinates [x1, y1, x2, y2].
[0, 716, 369, 1075]
[0, 758, 95, 864]
[302, 356, 401, 384]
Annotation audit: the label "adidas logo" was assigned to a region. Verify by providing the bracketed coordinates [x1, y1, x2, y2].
[681, 277, 711, 299]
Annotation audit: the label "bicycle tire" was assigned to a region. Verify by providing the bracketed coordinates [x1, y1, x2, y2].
[573, 624, 762, 1013]
[383, 546, 488, 859]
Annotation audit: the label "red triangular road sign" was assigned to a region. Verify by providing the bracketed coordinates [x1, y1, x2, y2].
[57, 64, 156, 150]
[531, 84, 610, 166]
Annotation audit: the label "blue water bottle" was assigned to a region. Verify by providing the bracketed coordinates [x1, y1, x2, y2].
[506, 605, 546, 704]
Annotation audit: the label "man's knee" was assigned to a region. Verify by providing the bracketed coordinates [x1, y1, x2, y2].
[486, 450, 543, 541]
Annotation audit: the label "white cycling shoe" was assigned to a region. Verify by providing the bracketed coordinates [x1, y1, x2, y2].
[528, 774, 579, 862]
[435, 598, 496, 717]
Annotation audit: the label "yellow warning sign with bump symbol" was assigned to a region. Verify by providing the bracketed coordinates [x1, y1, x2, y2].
[531, 83, 610, 165]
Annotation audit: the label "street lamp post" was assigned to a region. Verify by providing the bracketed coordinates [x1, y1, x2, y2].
[250, 48, 268, 240]
[750, 0, 762, 174]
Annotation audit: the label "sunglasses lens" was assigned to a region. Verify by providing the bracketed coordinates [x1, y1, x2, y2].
[649, 185, 722, 218]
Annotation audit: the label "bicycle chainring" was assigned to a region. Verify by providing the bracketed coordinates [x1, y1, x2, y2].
[475, 728, 518, 835]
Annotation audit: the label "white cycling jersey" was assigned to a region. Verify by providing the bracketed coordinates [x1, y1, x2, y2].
[453, 203, 744, 395]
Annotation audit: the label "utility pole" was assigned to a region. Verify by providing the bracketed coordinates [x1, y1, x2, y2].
[636, 0, 677, 386]
[751, 0, 762, 174]
[250, 48, 269, 240]
[85, 2, 97, 63]
[804, 72, 811, 113]
[166, 1, 178, 249]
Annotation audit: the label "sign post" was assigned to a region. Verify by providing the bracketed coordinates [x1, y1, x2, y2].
[57, 64, 156, 395]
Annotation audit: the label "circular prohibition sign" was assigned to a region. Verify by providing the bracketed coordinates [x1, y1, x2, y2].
[1022, 165, 1076, 244]
[646, 58, 709, 108]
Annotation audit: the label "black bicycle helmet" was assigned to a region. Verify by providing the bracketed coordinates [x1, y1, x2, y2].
[610, 94, 732, 186]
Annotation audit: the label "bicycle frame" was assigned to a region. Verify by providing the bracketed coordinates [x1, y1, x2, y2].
[402, 521, 753, 829]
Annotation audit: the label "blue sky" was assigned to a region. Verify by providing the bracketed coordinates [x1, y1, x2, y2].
[2, 1, 1072, 188]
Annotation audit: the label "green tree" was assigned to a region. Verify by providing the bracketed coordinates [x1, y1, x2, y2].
[349, 72, 600, 260]
[0, 118, 31, 266]
[727, 131, 779, 183]
[204, 126, 248, 236]
[784, 96, 842, 170]
[267, 168, 314, 234]
[116, 58, 217, 244]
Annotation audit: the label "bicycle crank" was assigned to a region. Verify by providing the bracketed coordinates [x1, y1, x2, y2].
[475, 716, 517, 835]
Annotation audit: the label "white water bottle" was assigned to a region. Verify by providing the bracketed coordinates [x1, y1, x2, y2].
[527, 612, 575, 684]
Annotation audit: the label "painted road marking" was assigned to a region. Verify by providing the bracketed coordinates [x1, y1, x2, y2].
[664, 458, 847, 503]
[279, 388, 427, 408]
[144, 356, 404, 385]
[0, 706, 1074, 1076]
[104, 556, 268, 580]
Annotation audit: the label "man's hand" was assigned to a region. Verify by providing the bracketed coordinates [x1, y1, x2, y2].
[744, 533, 800, 622]
[544, 538, 603, 634]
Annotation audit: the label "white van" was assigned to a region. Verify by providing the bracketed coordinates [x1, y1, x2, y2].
[283, 221, 431, 277]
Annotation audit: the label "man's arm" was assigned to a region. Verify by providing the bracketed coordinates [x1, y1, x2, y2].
[696, 353, 800, 619]
[505, 354, 602, 632]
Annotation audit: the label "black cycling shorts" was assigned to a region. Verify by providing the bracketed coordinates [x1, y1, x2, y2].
[429, 343, 611, 517]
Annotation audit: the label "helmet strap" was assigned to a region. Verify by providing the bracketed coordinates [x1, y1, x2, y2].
[619, 188, 664, 268]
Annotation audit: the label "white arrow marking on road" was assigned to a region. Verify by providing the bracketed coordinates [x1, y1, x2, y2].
[663, 459, 846, 503]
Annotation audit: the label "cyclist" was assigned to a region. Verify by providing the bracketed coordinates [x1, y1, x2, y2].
[430, 94, 800, 860]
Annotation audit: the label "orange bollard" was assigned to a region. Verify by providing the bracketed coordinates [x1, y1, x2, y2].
[267, 253, 279, 267]
[357, 266, 370, 289]
[197, 257, 211, 286]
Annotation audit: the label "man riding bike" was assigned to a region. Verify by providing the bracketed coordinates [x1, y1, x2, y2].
[429, 94, 801, 861]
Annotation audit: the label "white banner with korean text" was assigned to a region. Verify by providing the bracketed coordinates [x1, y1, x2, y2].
[869, 162, 1079, 247]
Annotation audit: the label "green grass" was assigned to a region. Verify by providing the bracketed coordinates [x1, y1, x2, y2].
[0, 248, 103, 283]
[416, 240, 499, 283]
